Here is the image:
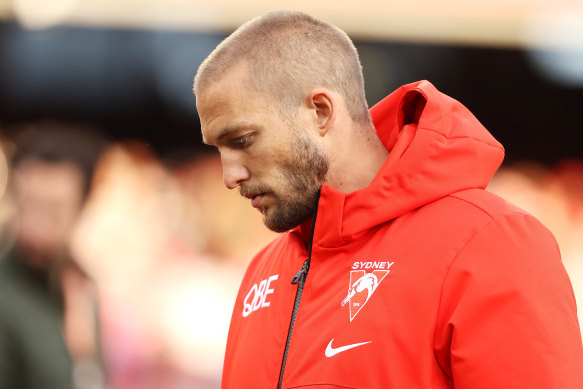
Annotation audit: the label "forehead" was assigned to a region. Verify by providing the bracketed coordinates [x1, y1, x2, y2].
[196, 64, 271, 144]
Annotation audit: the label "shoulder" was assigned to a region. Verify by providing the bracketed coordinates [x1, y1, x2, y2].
[393, 188, 553, 263]
[421, 187, 536, 226]
[448, 188, 532, 220]
[419, 188, 553, 246]
[431, 188, 559, 270]
[449, 188, 558, 256]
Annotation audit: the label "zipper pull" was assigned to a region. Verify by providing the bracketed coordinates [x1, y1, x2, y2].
[291, 260, 309, 284]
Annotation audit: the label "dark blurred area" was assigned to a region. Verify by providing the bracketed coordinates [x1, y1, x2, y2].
[0, 3, 582, 389]
[0, 23, 222, 163]
[0, 22, 582, 165]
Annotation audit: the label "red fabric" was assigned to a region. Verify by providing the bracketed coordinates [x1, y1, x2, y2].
[221, 81, 583, 388]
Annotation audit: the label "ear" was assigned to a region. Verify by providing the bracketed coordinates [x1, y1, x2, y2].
[307, 88, 336, 136]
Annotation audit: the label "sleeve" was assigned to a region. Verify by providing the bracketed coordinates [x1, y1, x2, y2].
[433, 213, 583, 389]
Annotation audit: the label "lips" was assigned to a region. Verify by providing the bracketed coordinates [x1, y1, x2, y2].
[242, 191, 265, 208]
[241, 187, 269, 209]
[250, 194, 264, 208]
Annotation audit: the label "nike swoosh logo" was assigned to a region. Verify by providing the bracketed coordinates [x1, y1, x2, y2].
[325, 338, 372, 358]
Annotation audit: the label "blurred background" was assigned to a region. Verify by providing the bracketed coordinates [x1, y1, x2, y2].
[0, 1, 582, 388]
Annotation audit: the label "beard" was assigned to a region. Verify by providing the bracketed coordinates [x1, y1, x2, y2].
[241, 128, 329, 233]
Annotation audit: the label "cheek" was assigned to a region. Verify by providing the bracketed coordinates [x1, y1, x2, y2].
[245, 129, 298, 184]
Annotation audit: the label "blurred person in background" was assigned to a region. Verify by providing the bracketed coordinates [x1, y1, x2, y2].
[69, 142, 277, 388]
[194, 10, 583, 389]
[0, 122, 106, 389]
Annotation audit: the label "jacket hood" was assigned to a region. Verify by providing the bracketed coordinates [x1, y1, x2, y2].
[304, 80, 505, 248]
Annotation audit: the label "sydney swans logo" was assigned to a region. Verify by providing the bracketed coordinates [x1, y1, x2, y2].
[342, 261, 394, 321]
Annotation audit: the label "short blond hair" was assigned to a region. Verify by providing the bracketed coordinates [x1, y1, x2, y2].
[193, 10, 371, 125]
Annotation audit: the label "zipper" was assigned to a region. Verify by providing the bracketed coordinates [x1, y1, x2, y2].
[291, 260, 309, 285]
[277, 188, 321, 389]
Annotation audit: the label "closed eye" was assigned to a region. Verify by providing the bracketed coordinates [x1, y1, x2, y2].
[232, 134, 253, 148]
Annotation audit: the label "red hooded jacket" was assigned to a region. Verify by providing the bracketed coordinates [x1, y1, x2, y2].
[221, 81, 583, 388]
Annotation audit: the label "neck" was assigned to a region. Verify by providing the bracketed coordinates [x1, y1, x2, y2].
[326, 122, 388, 193]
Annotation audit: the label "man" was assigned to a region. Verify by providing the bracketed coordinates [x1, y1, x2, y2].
[194, 10, 583, 389]
[0, 123, 105, 389]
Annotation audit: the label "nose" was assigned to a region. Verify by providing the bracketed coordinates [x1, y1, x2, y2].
[221, 151, 250, 190]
